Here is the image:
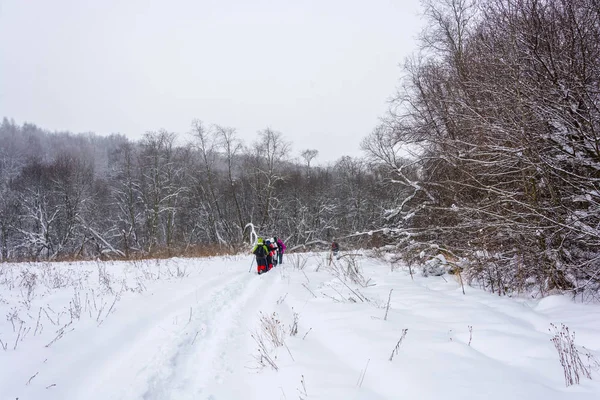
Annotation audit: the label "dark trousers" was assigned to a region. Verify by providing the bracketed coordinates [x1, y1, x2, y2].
[266, 255, 272, 269]
[257, 257, 267, 269]
[278, 252, 283, 264]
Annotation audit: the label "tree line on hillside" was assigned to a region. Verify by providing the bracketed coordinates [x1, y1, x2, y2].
[363, 0, 600, 299]
[0, 118, 397, 261]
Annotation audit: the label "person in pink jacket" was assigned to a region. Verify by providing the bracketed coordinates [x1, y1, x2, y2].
[274, 236, 286, 264]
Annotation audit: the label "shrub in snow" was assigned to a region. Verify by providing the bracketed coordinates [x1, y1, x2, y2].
[19, 269, 38, 309]
[251, 312, 287, 371]
[327, 254, 372, 288]
[550, 323, 592, 387]
[259, 312, 286, 347]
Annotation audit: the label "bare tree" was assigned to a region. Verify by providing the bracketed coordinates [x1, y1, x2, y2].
[138, 130, 185, 254]
[190, 120, 228, 245]
[215, 125, 246, 240]
[301, 149, 319, 177]
[111, 140, 142, 256]
[253, 128, 291, 226]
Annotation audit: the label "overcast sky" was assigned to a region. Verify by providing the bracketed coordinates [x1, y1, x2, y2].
[0, 0, 423, 163]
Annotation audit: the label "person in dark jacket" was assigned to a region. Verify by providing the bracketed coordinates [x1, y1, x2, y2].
[331, 240, 339, 256]
[252, 237, 269, 274]
[266, 238, 277, 268]
[265, 239, 274, 270]
[274, 236, 286, 264]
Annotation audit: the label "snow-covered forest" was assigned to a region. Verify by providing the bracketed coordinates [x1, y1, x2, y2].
[362, 0, 600, 299]
[0, 118, 395, 259]
[2, 0, 600, 299]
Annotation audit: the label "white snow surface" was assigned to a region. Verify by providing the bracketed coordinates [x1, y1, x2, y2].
[1, 253, 600, 399]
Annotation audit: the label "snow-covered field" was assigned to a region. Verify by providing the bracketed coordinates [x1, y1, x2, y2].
[1, 253, 600, 399]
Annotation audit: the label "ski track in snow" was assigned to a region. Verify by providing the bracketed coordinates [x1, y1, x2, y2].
[21, 264, 275, 400]
[92, 268, 278, 400]
[140, 270, 278, 400]
[58, 271, 235, 399]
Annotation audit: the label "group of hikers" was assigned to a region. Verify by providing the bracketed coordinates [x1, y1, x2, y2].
[251, 237, 342, 274]
[251, 236, 286, 274]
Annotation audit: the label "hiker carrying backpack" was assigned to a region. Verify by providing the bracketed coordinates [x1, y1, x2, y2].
[252, 237, 269, 274]
[265, 239, 275, 270]
[274, 236, 286, 264]
[331, 241, 340, 256]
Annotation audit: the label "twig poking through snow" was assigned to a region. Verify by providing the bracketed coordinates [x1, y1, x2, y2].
[356, 288, 370, 302]
[96, 301, 106, 323]
[191, 330, 200, 345]
[34, 307, 42, 336]
[290, 310, 299, 336]
[384, 289, 393, 321]
[315, 258, 324, 272]
[251, 332, 279, 371]
[330, 286, 346, 302]
[337, 278, 367, 302]
[321, 293, 341, 303]
[276, 293, 288, 305]
[302, 328, 312, 340]
[45, 322, 73, 348]
[26, 372, 39, 386]
[21, 326, 32, 341]
[389, 329, 408, 361]
[14, 322, 24, 350]
[468, 325, 473, 346]
[297, 374, 308, 399]
[97, 291, 120, 327]
[357, 359, 370, 387]
[457, 270, 465, 295]
[584, 347, 600, 372]
[43, 307, 56, 326]
[302, 270, 310, 283]
[284, 342, 295, 361]
[302, 283, 317, 299]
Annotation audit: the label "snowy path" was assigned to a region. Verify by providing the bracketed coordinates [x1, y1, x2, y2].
[55, 264, 280, 400]
[2, 254, 600, 399]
